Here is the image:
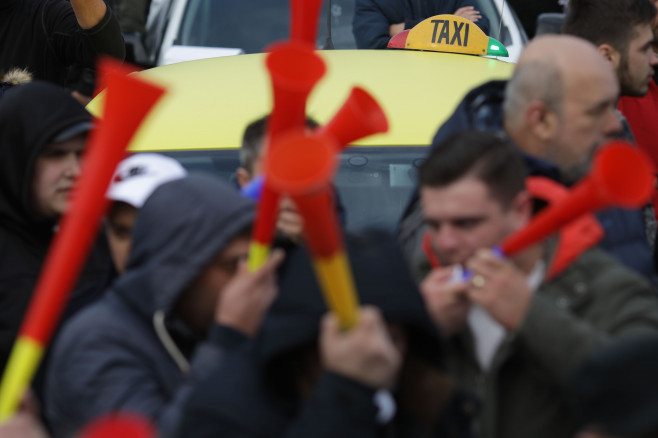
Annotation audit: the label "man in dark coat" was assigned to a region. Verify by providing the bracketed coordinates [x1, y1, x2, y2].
[0, 81, 111, 375]
[176, 232, 476, 438]
[353, 0, 490, 49]
[399, 34, 657, 283]
[45, 174, 284, 438]
[570, 334, 658, 438]
[0, 0, 125, 91]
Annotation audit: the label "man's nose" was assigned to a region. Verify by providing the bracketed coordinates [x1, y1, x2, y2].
[64, 153, 82, 178]
[602, 109, 622, 137]
[433, 226, 460, 252]
[650, 50, 658, 67]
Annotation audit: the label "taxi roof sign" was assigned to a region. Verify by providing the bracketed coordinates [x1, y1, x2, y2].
[388, 14, 509, 57]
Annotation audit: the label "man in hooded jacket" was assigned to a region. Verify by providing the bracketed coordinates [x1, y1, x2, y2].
[176, 232, 476, 438]
[0, 81, 112, 376]
[45, 174, 284, 438]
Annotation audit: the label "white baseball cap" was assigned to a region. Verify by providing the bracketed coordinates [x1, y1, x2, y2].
[107, 153, 187, 208]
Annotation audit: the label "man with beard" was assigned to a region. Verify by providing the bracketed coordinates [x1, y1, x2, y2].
[562, 0, 658, 133]
[398, 34, 657, 283]
[615, 0, 658, 220]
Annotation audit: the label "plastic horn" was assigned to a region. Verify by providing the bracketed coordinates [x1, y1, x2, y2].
[267, 130, 359, 329]
[320, 87, 389, 149]
[79, 414, 155, 438]
[265, 41, 326, 142]
[247, 42, 326, 272]
[501, 142, 654, 256]
[248, 182, 281, 272]
[290, 0, 324, 46]
[0, 59, 165, 421]
[422, 232, 441, 269]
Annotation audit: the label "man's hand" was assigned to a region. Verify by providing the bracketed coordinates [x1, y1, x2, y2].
[277, 197, 304, 242]
[321, 306, 402, 389]
[215, 249, 285, 337]
[0, 390, 47, 438]
[420, 266, 471, 338]
[70, 0, 108, 29]
[454, 6, 482, 23]
[0, 413, 48, 438]
[465, 249, 533, 331]
[389, 22, 405, 37]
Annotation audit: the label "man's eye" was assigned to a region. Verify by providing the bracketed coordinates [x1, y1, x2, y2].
[454, 219, 480, 229]
[110, 226, 132, 239]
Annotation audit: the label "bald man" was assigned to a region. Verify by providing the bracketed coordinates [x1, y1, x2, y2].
[399, 35, 657, 283]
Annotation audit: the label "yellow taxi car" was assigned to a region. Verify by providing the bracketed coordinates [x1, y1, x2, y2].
[91, 15, 515, 232]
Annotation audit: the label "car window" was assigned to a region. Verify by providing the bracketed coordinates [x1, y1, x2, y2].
[177, 0, 357, 53]
[158, 147, 426, 232]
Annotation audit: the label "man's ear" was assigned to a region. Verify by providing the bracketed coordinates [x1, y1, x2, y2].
[525, 100, 559, 143]
[235, 167, 251, 188]
[598, 43, 621, 68]
[510, 190, 533, 229]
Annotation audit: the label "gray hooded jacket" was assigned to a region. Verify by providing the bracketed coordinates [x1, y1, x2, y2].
[45, 174, 254, 437]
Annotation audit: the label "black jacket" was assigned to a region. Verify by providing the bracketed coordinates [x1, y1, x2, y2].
[353, 0, 491, 49]
[45, 174, 256, 438]
[399, 79, 656, 282]
[0, 81, 111, 375]
[0, 0, 124, 87]
[177, 232, 476, 438]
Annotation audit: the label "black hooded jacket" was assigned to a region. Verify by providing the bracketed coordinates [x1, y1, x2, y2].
[45, 174, 256, 438]
[0, 81, 111, 374]
[177, 232, 476, 438]
[0, 0, 124, 87]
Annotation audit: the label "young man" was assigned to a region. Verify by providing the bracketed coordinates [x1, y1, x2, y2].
[45, 174, 284, 437]
[106, 153, 187, 274]
[418, 131, 658, 438]
[563, 0, 658, 99]
[236, 116, 321, 243]
[399, 34, 656, 282]
[0, 81, 111, 374]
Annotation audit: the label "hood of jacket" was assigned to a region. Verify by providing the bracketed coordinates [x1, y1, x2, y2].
[0, 81, 92, 243]
[0, 0, 18, 11]
[259, 230, 444, 371]
[431, 79, 563, 182]
[111, 173, 254, 322]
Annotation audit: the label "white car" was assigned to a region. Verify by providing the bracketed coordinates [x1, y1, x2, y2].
[128, 0, 527, 67]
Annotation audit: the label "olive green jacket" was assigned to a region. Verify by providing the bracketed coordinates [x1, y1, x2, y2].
[444, 247, 658, 438]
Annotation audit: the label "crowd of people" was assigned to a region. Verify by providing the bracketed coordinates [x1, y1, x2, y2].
[2, 0, 658, 437]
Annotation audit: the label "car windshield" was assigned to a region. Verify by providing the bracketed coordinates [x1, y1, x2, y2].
[159, 147, 426, 232]
[176, 0, 506, 53]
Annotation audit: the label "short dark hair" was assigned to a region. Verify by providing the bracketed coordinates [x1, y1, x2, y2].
[562, 0, 656, 53]
[419, 131, 526, 207]
[240, 115, 320, 173]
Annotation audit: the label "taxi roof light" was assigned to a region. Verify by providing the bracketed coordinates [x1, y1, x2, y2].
[388, 14, 509, 58]
[486, 37, 509, 57]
